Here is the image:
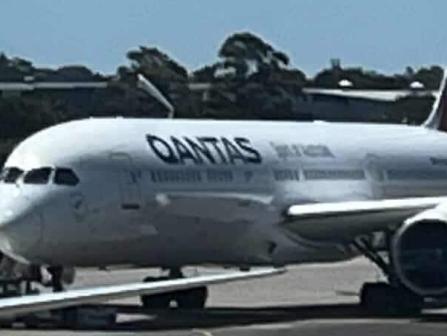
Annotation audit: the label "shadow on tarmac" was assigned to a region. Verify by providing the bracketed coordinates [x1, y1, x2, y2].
[25, 302, 446, 332]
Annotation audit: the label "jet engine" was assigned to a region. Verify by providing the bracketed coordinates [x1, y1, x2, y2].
[392, 206, 447, 297]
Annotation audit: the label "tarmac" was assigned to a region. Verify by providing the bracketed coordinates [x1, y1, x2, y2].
[4, 257, 447, 335]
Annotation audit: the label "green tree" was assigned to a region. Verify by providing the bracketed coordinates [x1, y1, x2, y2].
[412, 66, 443, 89]
[218, 32, 290, 79]
[126, 46, 188, 81]
[193, 32, 306, 120]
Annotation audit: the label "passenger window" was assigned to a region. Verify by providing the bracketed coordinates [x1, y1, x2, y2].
[54, 168, 79, 186]
[1, 167, 24, 184]
[23, 168, 52, 185]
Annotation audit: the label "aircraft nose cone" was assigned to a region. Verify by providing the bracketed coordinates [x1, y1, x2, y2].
[0, 186, 23, 228]
[0, 209, 15, 228]
[0, 201, 44, 262]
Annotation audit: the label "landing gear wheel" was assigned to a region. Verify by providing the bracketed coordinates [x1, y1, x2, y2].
[360, 282, 396, 315]
[23, 314, 41, 329]
[0, 320, 12, 329]
[140, 276, 171, 309]
[60, 307, 80, 329]
[140, 273, 208, 310]
[360, 282, 423, 315]
[393, 288, 423, 315]
[176, 286, 208, 309]
[140, 293, 171, 309]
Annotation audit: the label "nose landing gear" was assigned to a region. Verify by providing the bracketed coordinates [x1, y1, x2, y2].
[140, 268, 208, 310]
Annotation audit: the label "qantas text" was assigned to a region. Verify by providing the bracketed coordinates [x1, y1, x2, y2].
[146, 135, 262, 165]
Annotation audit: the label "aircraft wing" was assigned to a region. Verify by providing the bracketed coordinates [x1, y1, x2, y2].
[0, 268, 283, 318]
[282, 196, 447, 242]
[303, 88, 435, 102]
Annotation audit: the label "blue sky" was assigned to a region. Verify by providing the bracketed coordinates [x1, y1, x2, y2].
[0, 1, 445, 76]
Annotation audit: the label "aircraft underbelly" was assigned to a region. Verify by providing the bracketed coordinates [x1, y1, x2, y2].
[65, 217, 271, 266]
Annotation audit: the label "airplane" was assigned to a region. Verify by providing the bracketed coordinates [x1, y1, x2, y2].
[1, 70, 447, 321]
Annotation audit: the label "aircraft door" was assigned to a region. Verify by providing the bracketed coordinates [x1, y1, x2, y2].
[364, 154, 385, 198]
[110, 153, 142, 210]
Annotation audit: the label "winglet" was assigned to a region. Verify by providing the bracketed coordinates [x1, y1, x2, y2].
[424, 67, 447, 131]
[137, 74, 175, 118]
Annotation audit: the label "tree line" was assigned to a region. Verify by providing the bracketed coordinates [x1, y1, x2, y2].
[0, 32, 442, 165]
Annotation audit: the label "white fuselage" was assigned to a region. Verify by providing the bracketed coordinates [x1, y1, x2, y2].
[1, 118, 447, 268]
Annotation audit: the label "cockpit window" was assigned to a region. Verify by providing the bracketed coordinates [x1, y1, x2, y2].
[0, 167, 24, 184]
[23, 167, 52, 185]
[54, 168, 79, 186]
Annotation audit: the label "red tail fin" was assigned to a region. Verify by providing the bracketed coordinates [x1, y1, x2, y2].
[424, 69, 447, 131]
